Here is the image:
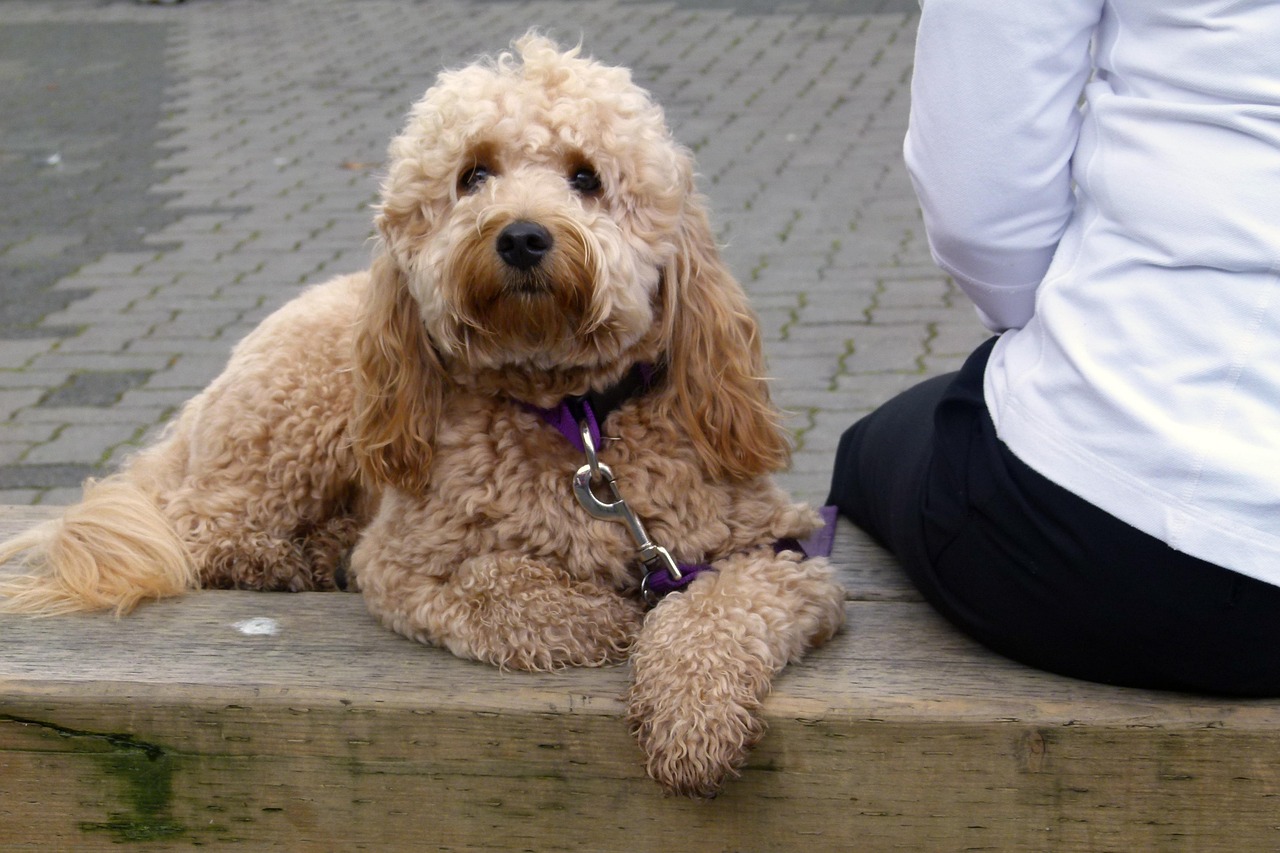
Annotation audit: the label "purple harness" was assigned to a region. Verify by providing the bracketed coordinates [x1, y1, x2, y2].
[530, 365, 835, 602]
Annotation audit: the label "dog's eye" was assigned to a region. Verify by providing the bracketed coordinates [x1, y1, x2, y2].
[459, 165, 492, 193]
[569, 167, 602, 196]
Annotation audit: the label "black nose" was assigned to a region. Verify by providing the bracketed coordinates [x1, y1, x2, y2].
[496, 221, 553, 270]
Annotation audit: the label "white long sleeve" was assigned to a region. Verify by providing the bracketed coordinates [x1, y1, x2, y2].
[907, 0, 1280, 584]
[904, 0, 1102, 331]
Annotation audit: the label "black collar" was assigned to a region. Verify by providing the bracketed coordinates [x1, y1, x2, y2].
[528, 362, 661, 453]
[564, 363, 658, 429]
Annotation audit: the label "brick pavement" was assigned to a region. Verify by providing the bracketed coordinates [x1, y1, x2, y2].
[0, 0, 989, 507]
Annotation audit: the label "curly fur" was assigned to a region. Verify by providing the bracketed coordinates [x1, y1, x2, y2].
[0, 35, 845, 797]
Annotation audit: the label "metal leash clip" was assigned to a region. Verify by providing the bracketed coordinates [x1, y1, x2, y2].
[570, 420, 682, 601]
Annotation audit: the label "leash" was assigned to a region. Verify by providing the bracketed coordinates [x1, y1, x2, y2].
[529, 364, 835, 604]
[571, 421, 711, 603]
[529, 363, 710, 602]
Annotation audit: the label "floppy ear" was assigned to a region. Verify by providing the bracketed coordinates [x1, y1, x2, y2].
[659, 198, 791, 481]
[350, 252, 445, 495]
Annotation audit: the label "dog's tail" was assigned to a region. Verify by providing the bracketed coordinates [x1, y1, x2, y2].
[0, 475, 197, 615]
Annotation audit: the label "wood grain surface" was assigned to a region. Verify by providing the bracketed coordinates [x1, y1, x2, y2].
[2, 504, 1277, 851]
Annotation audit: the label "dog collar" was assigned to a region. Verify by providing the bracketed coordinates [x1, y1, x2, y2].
[529, 362, 658, 454]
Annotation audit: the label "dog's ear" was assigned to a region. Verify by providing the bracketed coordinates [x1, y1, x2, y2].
[350, 252, 444, 495]
[660, 198, 791, 481]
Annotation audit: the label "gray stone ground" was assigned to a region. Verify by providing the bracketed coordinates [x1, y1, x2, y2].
[0, 0, 988, 508]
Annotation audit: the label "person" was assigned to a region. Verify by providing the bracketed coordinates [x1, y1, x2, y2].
[828, 0, 1280, 695]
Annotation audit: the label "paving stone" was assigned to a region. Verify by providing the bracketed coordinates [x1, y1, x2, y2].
[0, 20, 186, 340]
[833, 368, 934, 402]
[114, 386, 203, 414]
[0, 462, 97, 490]
[0, 0, 990, 511]
[144, 355, 225, 391]
[38, 370, 153, 408]
[0, 441, 34, 466]
[28, 351, 173, 375]
[21, 422, 142, 466]
[47, 321, 160, 354]
[38, 486, 86, 505]
[13, 405, 169, 427]
[0, 388, 46, 420]
[0, 338, 61, 368]
[0, 489, 51, 505]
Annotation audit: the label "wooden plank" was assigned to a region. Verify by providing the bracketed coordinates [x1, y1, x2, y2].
[3, 505, 1279, 850]
[829, 512, 921, 602]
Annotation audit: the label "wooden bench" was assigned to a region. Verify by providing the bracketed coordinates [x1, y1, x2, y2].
[1, 503, 1276, 851]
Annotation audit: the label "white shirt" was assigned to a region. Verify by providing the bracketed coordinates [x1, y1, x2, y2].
[905, 0, 1280, 584]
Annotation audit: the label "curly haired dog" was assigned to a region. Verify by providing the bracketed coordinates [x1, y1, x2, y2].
[0, 35, 845, 797]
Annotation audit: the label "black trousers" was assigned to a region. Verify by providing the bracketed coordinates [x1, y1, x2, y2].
[828, 337, 1280, 696]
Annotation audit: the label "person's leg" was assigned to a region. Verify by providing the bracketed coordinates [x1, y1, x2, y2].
[830, 336, 1280, 696]
[828, 337, 997, 612]
[929, 422, 1280, 696]
[827, 372, 953, 567]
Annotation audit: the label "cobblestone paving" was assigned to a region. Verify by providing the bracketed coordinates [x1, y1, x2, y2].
[0, 0, 988, 507]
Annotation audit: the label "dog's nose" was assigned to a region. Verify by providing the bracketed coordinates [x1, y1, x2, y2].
[496, 221, 553, 270]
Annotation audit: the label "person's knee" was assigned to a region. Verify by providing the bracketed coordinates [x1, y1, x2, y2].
[827, 415, 872, 517]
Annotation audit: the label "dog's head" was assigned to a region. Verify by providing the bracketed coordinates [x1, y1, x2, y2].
[353, 35, 789, 493]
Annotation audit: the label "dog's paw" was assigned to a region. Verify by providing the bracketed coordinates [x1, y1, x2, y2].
[361, 550, 646, 672]
[479, 586, 645, 671]
[628, 672, 765, 798]
[627, 592, 772, 797]
[434, 556, 646, 671]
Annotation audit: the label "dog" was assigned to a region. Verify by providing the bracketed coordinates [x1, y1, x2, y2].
[0, 35, 845, 798]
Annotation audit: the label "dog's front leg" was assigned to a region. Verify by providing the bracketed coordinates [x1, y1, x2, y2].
[355, 545, 644, 672]
[627, 548, 845, 797]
